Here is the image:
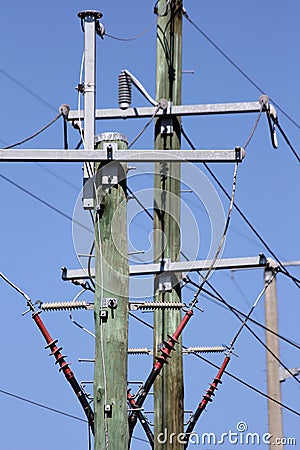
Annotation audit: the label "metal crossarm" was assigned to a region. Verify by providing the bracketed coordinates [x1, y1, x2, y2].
[61, 255, 268, 281]
[67, 101, 263, 121]
[0, 148, 245, 163]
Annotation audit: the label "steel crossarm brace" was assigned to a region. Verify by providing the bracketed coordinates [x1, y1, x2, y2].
[0, 148, 245, 163]
[61, 255, 268, 281]
[67, 101, 263, 121]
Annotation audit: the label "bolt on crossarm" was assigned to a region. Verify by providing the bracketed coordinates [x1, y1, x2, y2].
[153, 1, 184, 448]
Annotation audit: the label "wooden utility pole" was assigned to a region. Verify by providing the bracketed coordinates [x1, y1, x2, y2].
[94, 133, 129, 450]
[154, 1, 183, 448]
[264, 268, 284, 450]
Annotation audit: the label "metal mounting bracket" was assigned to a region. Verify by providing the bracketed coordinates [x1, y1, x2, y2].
[101, 298, 118, 308]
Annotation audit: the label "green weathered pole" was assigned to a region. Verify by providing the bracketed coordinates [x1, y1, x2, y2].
[94, 133, 129, 450]
[154, 1, 183, 449]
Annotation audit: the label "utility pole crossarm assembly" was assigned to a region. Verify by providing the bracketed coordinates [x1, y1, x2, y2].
[61, 254, 269, 281]
[0, 148, 245, 163]
[67, 100, 266, 121]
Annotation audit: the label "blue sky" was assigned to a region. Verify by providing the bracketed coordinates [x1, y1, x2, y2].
[0, 1, 299, 449]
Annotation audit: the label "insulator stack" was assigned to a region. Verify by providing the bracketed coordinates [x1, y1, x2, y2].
[137, 302, 185, 310]
[41, 300, 89, 311]
[118, 71, 132, 109]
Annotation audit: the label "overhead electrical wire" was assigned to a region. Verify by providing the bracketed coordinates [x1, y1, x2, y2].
[128, 104, 161, 149]
[187, 107, 263, 305]
[104, 18, 157, 42]
[0, 387, 150, 446]
[128, 310, 300, 418]
[0, 67, 57, 113]
[192, 350, 300, 418]
[3, 112, 63, 149]
[127, 144, 300, 355]
[189, 160, 238, 306]
[0, 173, 93, 234]
[0, 388, 87, 423]
[183, 274, 278, 439]
[182, 8, 300, 136]
[185, 274, 300, 386]
[270, 116, 300, 163]
[186, 270, 300, 383]
[187, 279, 300, 352]
[180, 125, 300, 288]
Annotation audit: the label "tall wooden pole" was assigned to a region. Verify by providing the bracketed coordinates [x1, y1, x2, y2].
[154, 1, 183, 448]
[94, 133, 129, 450]
[264, 268, 284, 450]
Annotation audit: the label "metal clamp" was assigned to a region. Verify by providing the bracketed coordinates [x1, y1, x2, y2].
[101, 298, 118, 309]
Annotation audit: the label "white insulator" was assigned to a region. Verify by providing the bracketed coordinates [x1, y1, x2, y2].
[118, 71, 132, 109]
[128, 348, 151, 355]
[138, 302, 185, 310]
[41, 300, 89, 311]
[183, 346, 226, 354]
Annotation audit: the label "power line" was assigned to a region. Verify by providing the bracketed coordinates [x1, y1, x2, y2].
[0, 172, 93, 234]
[182, 9, 300, 133]
[3, 112, 63, 149]
[197, 283, 300, 352]
[180, 125, 300, 288]
[1, 132, 81, 193]
[0, 388, 87, 423]
[192, 351, 300, 418]
[186, 276, 300, 386]
[128, 162, 300, 352]
[104, 18, 156, 42]
[0, 387, 150, 446]
[35, 163, 79, 191]
[0, 67, 57, 113]
[273, 117, 300, 164]
[128, 104, 161, 149]
[128, 311, 300, 418]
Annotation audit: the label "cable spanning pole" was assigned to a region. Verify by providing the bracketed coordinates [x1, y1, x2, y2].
[93, 134, 129, 450]
[264, 268, 284, 450]
[153, 1, 183, 448]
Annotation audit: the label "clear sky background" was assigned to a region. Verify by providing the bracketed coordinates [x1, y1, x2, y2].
[0, 1, 299, 449]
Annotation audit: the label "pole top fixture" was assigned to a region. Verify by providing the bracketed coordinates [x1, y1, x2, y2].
[77, 10, 103, 20]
